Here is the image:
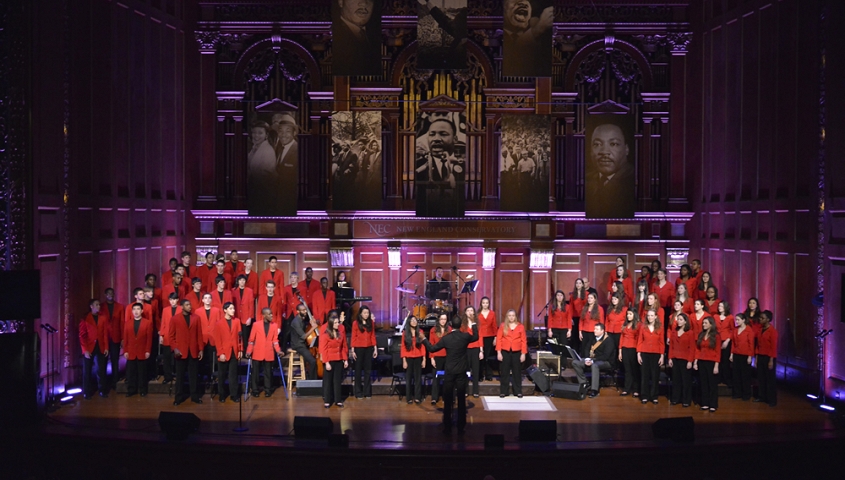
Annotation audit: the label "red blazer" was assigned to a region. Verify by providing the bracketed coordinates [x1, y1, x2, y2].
[198, 264, 219, 293]
[311, 289, 336, 324]
[478, 310, 498, 338]
[210, 288, 233, 310]
[297, 279, 322, 309]
[247, 321, 281, 362]
[144, 299, 161, 332]
[714, 314, 734, 346]
[604, 307, 627, 334]
[122, 317, 153, 360]
[690, 311, 711, 338]
[461, 324, 483, 349]
[496, 323, 528, 353]
[162, 269, 175, 287]
[618, 277, 634, 305]
[79, 312, 111, 355]
[757, 326, 778, 358]
[650, 281, 675, 311]
[668, 329, 695, 362]
[258, 269, 284, 294]
[695, 333, 722, 362]
[124, 302, 153, 329]
[548, 307, 571, 330]
[606, 269, 620, 292]
[675, 276, 699, 295]
[256, 293, 284, 325]
[428, 327, 451, 358]
[160, 305, 182, 346]
[579, 306, 604, 332]
[619, 324, 639, 349]
[185, 290, 205, 314]
[162, 282, 189, 302]
[644, 307, 666, 327]
[732, 327, 755, 356]
[400, 331, 427, 358]
[196, 307, 222, 346]
[103, 301, 125, 343]
[224, 260, 245, 279]
[320, 331, 349, 362]
[242, 271, 260, 295]
[213, 272, 233, 291]
[568, 293, 586, 318]
[231, 287, 255, 324]
[212, 317, 242, 360]
[350, 320, 376, 348]
[637, 325, 664, 354]
[695, 285, 714, 302]
[677, 297, 694, 316]
[282, 284, 302, 319]
[704, 299, 721, 315]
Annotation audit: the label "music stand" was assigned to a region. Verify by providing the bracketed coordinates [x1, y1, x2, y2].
[459, 279, 478, 309]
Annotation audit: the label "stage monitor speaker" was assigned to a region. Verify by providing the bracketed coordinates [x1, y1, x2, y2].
[653, 416, 694, 442]
[527, 365, 550, 393]
[328, 433, 349, 448]
[518, 420, 557, 442]
[484, 434, 505, 450]
[294, 416, 333, 439]
[0, 333, 41, 426]
[0, 270, 40, 320]
[158, 411, 200, 440]
[295, 379, 323, 396]
[551, 381, 586, 400]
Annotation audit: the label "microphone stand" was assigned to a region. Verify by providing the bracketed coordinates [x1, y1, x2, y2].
[397, 267, 419, 327]
[233, 356, 249, 433]
[452, 268, 468, 311]
[536, 298, 552, 348]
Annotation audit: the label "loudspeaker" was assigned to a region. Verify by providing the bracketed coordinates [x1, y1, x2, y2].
[527, 365, 550, 393]
[518, 420, 557, 442]
[295, 379, 323, 396]
[0, 333, 41, 426]
[158, 411, 200, 440]
[294, 416, 333, 439]
[328, 433, 349, 448]
[652, 416, 694, 442]
[551, 381, 587, 400]
[484, 434, 505, 450]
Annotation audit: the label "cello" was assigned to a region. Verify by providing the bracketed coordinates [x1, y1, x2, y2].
[296, 292, 324, 378]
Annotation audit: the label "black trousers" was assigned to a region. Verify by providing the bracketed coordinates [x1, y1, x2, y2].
[482, 336, 496, 379]
[719, 345, 733, 387]
[353, 346, 374, 398]
[732, 354, 753, 400]
[621, 347, 639, 394]
[126, 358, 149, 395]
[640, 352, 660, 401]
[405, 357, 423, 401]
[430, 369, 444, 402]
[466, 347, 481, 395]
[148, 333, 160, 380]
[161, 345, 174, 382]
[699, 360, 718, 408]
[241, 323, 252, 355]
[218, 359, 239, 399]
[82, 347, 108, 395]
[757, 355, 777, 406]
[670, 358, 692, 405]
[108, 340, 122, 385]
[202, 344, 216, 379]
[442, 372, 468, 430]
[499, 350, 522, 396]
[323, 360, 344, 404]
[175, 357, 200, 401]
[572, 359, 611, 391]
[580, 331, 596, 358]
[250, 360, 274, 393]
[293, 346, 317, 380]
[570, 317, 581, 355]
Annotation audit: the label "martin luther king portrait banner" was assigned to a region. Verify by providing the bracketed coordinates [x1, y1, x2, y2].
[584, 113, 636, 219]
[417, 0, 468, 70]
[332, 0, 383, 76]
[331, 111, 383, 211]
[502, 0, 554, 77]
[414, 111, 467, 217]
[499, 115, 550, 213]
[247, 112, 298, 217]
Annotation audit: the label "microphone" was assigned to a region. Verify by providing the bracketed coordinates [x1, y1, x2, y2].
[414, 265, 420, 269]
[451, 266, 457, 271]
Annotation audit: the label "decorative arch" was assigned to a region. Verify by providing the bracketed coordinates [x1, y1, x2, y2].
[389, 39, 494, 89]
[563, 38, 653, 92]
[232, 36, 322, 90]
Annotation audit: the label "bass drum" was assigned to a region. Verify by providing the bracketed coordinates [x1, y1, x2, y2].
[412, 304, 428, 318]
[422, 313, 440, 328]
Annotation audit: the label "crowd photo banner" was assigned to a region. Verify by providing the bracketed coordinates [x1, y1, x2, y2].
[414, 111, 467, 217]
[247, 111, 298, 216]
[331, 111, 383, 210]
[332, 0, 382, 76]
[416, 0, 468, 70]
[584, 113, 636, 219]
[502, 0, 554, 77]
[499, 115, 550, 212]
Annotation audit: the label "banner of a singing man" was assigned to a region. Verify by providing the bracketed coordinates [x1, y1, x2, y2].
[332, 0, 383, 76]
[417, 0, 468, 70]
[247, 112, 298, 217]
[499, 115, 550, 213]
[502, 0, 554, 77]
[331, 111, 383, 211]
[415, 111, 467, 217]
[584, 113, 636, 219]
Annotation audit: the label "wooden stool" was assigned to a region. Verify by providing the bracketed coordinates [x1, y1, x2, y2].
[286, 351, 306, 392]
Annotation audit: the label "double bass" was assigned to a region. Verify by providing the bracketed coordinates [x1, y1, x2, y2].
[296, 292, 324, 378]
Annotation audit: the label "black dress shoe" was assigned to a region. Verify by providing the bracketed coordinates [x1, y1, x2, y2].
[219, 396, 227, 403]
[517, 394, 523, 398]
[264, 392, 272, 398]
[126, 392, 136, 398]
[232, 396, 240, 403]
[191, 398, 203, 404]
[174, 398, 185, 406]
[752, 398, 765, 403]
[324, 403, 331, 409]
[252, 392, 260, 398]
[84, 394, 92, 400]
[499, 394, 506, 398]
[140, 392, 147, 397]
[472, 394, 479, 398]
[99, 392, 108, 398]
[588, 390, 599, 398]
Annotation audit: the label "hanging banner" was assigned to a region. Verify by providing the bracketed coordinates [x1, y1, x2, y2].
[499, 114, 550, 212]
[502, 0, 554, 77]
[331, 111, 383, 210]
[417, 0, 468, 70]
[585, 113, 636, 218]
[332, 0, 382, 76]
[247, 112, 298, 216]
[414, 111, 467, 217]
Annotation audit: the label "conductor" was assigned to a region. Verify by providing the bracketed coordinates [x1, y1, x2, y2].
[422, 314, 478, 435]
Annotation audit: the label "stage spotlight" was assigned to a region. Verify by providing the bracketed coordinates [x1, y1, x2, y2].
[820, 404, 836, 412]
[60, 396, 74, 403]
[66, 388, 82, 395]
[807, 394, 819, 400]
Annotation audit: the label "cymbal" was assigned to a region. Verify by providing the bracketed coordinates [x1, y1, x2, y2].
[407, 294, 429, 301]
[395, 286, 416, 294]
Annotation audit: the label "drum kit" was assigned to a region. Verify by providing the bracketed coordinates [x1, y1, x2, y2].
[394, 285, 453, 327]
